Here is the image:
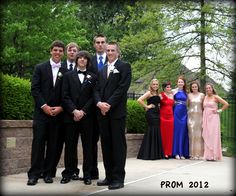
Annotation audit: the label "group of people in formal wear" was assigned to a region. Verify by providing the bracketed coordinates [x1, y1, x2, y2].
[137, 76, 229, 162]
[26, 33, 229, 190]
[27, 34, 131, 190]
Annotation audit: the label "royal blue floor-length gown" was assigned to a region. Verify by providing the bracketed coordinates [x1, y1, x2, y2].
[172, 90, 189, 157]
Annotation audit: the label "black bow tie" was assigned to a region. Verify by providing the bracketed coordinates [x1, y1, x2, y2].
[77, 70, 87, 75]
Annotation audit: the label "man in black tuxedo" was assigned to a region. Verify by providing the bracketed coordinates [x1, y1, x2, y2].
[61, 51, 97, 185]
[94, 42, 132, 190]
[54, 42, 80, 180]
[27, 40, 66, 185]
[88, 34, 107, 180]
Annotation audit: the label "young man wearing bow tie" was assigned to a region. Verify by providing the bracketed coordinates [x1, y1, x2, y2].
[61, 51, 97, 185]
[27, 40, 67, 186]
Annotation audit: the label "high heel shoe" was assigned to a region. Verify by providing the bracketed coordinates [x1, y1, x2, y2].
[175, 155, 180, 159]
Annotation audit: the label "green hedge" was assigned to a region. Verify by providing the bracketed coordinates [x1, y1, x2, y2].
[126, 99, 146, 133]
[0, 74, 146, 133]
[0, 73, 33, 120]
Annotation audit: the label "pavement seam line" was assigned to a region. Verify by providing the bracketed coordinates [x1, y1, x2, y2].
[87, 160, 204, 195]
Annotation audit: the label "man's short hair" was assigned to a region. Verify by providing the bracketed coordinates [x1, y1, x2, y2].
[50, 40, 65, 51]
[66, 42, 80, 51]
[93, 34, 107, 43]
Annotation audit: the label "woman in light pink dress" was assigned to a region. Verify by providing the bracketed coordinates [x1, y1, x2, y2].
[202, 83, 229, 161]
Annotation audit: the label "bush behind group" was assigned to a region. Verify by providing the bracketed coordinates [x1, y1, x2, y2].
[0, 74, 146, 133]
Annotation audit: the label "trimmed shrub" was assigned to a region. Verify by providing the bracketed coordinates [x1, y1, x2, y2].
[126, 99, 146, 133]
[0, 73, 147, 133]
[0, 73, 33, 119]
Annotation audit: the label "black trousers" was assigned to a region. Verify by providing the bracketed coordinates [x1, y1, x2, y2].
[62, 118, 93, 179]
[28, 119, 62, 178]
[53, 123, 65, 176]
[61, 123, 79, 178]
[99, 116, 127, 183]
[91, 107, 100, 177]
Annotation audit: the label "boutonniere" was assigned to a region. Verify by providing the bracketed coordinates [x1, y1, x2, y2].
[57, 71, 63, 79]
[112, 68, 120, 74]
[86, 74, 92, 79]
[84, 74, 92, 83]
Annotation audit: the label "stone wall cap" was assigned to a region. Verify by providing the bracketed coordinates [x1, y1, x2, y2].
[0, 120, 33, 128]
[126, 133, 144, 140]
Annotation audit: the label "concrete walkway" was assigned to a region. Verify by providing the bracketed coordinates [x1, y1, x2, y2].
[1, 156, 235, 195]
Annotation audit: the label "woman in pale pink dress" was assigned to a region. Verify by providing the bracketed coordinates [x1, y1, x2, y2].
[202, 83, 229, 161]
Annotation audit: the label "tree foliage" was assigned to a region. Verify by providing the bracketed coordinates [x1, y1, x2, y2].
[159, 0, 235, 90]
[119, 1, 183, 91]
[77, 0, 136, 52]
[0, 0, 88, 78]
[0, 0, 234, 94]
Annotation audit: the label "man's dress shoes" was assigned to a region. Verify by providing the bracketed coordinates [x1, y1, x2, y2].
[27, 178, 38, 186]
[97, 178, 110, 186]
[108, 182, 124, 190]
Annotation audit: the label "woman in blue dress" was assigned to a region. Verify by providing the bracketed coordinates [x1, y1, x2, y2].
[172, 75, 189, 159]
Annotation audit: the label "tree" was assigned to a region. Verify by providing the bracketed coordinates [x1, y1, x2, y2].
[0, 0, 88, 78]
[118, 1, 183, 92]
[159, 0, 235, 90]
[77, 0, 136, 52]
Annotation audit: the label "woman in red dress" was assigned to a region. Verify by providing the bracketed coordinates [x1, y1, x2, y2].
[159, 81, 174, 159]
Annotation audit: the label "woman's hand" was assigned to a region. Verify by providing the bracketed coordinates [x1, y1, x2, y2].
[145, 104, 155, 111]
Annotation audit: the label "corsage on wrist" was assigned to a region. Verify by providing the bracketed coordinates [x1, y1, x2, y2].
[217, 109, 222, 113]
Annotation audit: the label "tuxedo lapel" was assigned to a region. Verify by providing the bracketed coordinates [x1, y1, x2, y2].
[92, 57, 98, 73]
[113, 60, 120, 70]
[46, 62, 54, 88]
[54, 67, 65, 88]
[106, 60, 120, 81]
[61, 61, 68, 70]
[102, 64, 108, 80]
[72, 70, 82, 90]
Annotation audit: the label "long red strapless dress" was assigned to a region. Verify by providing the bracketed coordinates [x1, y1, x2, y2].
[160, 92, 174, 157]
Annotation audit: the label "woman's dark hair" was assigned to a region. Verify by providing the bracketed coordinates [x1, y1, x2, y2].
[162, 81, 172, 91]
[75, 50, 91, 68]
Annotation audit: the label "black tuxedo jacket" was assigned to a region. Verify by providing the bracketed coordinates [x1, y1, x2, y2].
[61, 61, 69, 71]
[94, 59, 132, 119]
[62, 69, 97, 123]
[89, 55, 108, 75]
[31, 61, 68, 121]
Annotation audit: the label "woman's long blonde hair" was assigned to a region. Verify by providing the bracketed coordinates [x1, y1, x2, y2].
[149, 79, 159, 95]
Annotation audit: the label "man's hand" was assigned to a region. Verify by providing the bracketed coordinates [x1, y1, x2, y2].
[73, 109, 85, 121]
[42, 104, 53, 116]
[97, 102, 111, 116]
[51, 106, 63, 116]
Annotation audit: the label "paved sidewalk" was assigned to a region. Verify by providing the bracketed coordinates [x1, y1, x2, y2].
[1, 156, 235, 195]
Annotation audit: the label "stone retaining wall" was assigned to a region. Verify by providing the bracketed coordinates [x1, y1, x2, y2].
[0, 120, 143, 176]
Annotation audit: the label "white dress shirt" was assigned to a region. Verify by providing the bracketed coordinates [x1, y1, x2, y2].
[77, 68, 87, 83]
[50, 58, 61, 86]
